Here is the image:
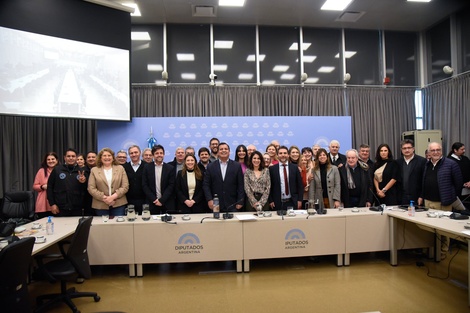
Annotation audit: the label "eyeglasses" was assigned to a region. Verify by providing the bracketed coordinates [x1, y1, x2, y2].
[429, 149, 442, 153]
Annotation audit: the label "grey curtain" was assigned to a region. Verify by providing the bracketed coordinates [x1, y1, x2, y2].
[346, 87, 416, 158]
[1, 84, 417, 199]
[422, 72, 470, 154]
[0, 116, 96, 198]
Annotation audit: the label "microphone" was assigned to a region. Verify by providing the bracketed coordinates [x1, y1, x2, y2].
[368, 187, 384, 214]
[223, 198, 244, 220]
[161, 210, 177, 224]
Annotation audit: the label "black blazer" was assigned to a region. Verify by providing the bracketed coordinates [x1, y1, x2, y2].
[329, 153, 346, 167]
[175, 170, 208, 213]
[396, 154, 427, 205]
[268, 162, 303, 210]
[142, 162, 175, 213]
[202, 159, 245, 212]
[339, 165, 373, 208]
[123, 161, 146, 201]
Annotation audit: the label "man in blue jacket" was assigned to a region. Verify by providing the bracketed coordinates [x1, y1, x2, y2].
[419, 142, 462, 259]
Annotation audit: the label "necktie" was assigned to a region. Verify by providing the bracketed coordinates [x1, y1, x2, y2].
[283, 163, 289, 196]
[333, 156, 337, 162]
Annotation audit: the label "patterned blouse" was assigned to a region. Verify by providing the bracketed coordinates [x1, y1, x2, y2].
[244, 168, 271, 209]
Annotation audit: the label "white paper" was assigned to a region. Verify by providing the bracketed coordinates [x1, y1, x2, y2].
[236, 214, 258, 221]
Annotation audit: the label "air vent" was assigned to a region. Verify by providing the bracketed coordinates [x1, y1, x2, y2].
[335, 11, 365, 22]
[192, 5, 217, 17]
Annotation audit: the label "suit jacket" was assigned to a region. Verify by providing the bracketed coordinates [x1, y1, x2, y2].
[88, 165, 129, 210]
[175, 170, 207, 213]
[308, 165, 341, 209]
[142, 162, 175, 213]
[329, 153, 346, 167]
[123, 161, 146, 201]
[268, 162, 303, 210]
[396, 154, 427, 205]
[339, 165, 372, 208]
[203, 159, 245, 212]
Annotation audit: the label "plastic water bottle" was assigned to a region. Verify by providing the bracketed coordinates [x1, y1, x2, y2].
[46, 216, 54, 235]
[213, 194, 220, 219]
[408, 200, 415, 217]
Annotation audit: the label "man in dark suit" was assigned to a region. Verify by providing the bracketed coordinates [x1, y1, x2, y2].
[203, 142, 245, 212]
[328, 140, 346, 168]
[269, 146, 304, 211]
[123, 145, 147, 214]
[339, 149, 373, 208]
[197, 147, 211, 174]
[396, 139, 427, 205]
[142, 144, 175, 215]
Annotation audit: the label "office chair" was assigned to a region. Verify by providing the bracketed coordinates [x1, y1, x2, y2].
[34, 216, 100, 313]
[1, 191, 36, 223]
[0, 236, 35, 313]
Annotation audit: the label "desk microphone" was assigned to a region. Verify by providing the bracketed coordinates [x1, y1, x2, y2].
[368, 187, 384, 214]
[161, 211, 177, 224]
[223, 198, 244, 220]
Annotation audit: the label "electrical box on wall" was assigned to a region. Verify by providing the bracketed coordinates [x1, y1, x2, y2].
[402, 130, 442, 157]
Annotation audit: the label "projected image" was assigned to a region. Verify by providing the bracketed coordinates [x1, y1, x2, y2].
[0, 26, 130, 121]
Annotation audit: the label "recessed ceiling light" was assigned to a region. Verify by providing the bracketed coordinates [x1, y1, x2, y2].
[181, 73, 196, 80]
[214, 64, 228, 71]
[238, 73, 254, 80]
[147, 64, 163, 71]
[305, 77, 319, 83]
[122, 3, 141, 16]
[262, 80, 276, 85]
[303, 56, 317, 63]
[273, 65, 289, 72]
[280, 74, 296, 80]
[176, 53, 195, 61]
[247, 54, 266, 62]
[289, 43, 312, 51]
[214, 40, 234, 49]
[335, 51, 357, 58]
[318, 66, 335, 73]
[219, 0, 245, 7]
[321, 0, 354, 11]
[131, 32, 150, 41]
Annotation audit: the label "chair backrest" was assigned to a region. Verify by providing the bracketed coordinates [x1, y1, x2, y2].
[66, 216, 93, 279]
[1, 191, 35, 220]
[0, 237, 35, 291]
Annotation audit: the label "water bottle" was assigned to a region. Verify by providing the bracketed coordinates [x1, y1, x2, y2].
[408, 200, 415, 217]
[46, 216, 54, 235]
[213, 194, 220, 219]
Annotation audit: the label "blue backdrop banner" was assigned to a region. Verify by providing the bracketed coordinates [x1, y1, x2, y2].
[97, 116, 352, 160]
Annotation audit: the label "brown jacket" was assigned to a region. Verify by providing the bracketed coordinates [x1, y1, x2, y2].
[88, 165, 129, 210]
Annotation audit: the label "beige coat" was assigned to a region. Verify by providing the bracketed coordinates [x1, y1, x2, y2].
[88, 165, 129, 210]
[308, 165, 341, 209]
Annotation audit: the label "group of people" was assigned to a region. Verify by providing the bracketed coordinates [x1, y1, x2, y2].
[32, 138, 470, 223]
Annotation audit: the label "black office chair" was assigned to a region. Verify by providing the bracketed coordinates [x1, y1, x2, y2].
[1, 191, 36, 223]
[34, 216, 100, 313]
[0, 236, 35, 313]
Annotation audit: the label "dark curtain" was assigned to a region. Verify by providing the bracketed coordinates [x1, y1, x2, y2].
[422, 72, 470, 153]
[0, 116, 96, 198]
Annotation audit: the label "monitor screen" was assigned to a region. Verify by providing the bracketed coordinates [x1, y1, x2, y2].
[0, 26, 130, 121]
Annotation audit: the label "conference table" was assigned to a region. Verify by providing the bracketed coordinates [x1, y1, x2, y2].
[388, 210, 470, 305]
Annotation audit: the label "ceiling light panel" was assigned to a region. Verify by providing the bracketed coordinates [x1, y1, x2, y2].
[219, 0, 246, 7]
[289, 43, 312, 51]
[303, 56, 317, 63]
[280, 74, 296, 80]
[147, 64, 163, 71]
[318, 66, 335, 73]
[273, 65, 289, 72]
[214, 40, 234, 49]
[247, 54, 266, 62]
[214, 64, 228, 71]
[181, 73, 196, 80]
[176, 53, 195, 61]
[335, 51, 357, 58]
[131, 32, 150, 41]
[321, 0, 354, 11]
[238, 73, 254, 80]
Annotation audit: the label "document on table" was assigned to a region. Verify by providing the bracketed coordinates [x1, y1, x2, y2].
[236, 214, 257, 221]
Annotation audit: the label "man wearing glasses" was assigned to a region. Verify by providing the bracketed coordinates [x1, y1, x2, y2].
[420, 142, 463, 259]
[396, 140, 427, 205]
